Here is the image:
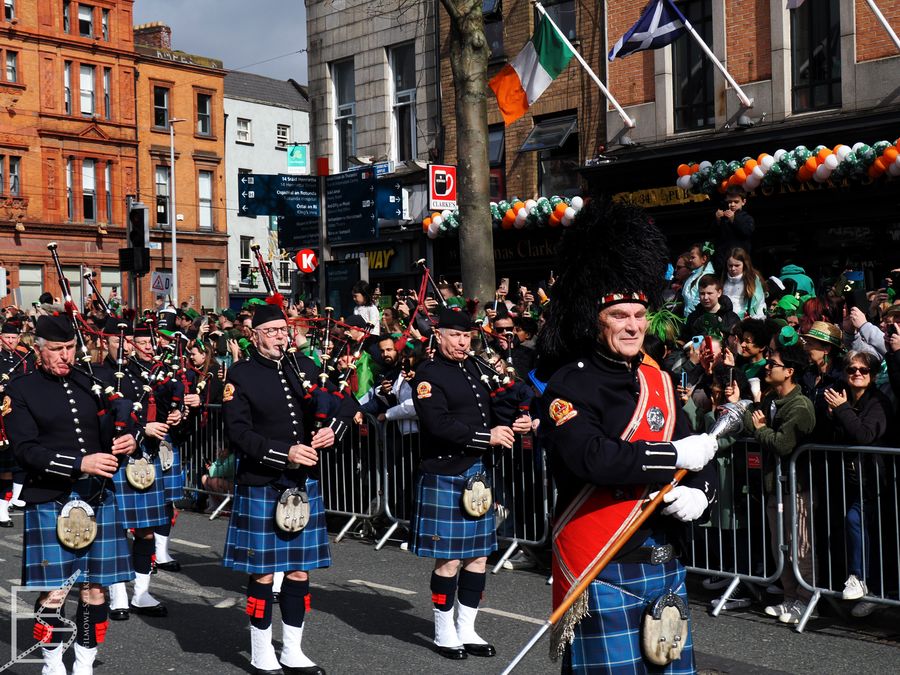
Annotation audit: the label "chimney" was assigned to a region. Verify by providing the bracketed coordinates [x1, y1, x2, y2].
[133, 22, 172, 50]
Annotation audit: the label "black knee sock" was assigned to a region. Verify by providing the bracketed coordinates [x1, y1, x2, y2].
[156, 503, 174, 536]
[0, 477, 12, 501]
[75, 601, 108, 648]
[133, 536, 154, 575]
[33, 598, 66, 646]
[280, 578, 309, 628]
[430, 572, 457, 611]
[246, 578, 274, 629]
[457, 570, 486, 609]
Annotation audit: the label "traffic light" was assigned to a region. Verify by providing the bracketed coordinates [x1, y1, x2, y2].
[121, 202, 150, 274]
[0, 266, 8, 297]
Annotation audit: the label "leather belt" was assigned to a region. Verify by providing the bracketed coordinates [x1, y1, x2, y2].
[617, 543, 675, 565]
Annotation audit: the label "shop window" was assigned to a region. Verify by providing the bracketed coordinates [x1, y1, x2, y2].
[332, 59, 356, 171]
[673, 0, 714, 132]
[791, 0, 841, 113]
[483, 0, 504, 61]
[18, 264, 43, 308]
[488, 125, 505, 201]
[390, 43, 416, 162]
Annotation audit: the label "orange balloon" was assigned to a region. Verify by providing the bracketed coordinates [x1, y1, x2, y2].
[513, 201, 525, 212]
[874, 157, 889, 172]
[797, 166, 813, 181]
[677, 164, 692, 177]
[422, 221, 430, 232]
[757, 153, 767, 165]
[734, 168, 748, 183]
[817, 148, 833, 162]
[868, 164, 884, 178]
[884, 147, 899, 163]
[718, 180, 728, 193]
[432, 212, 441, 221]
[744, 159, 758, 173]
[548, 213, 562, 227]
[833, 144, 845, 155]
[554, 202, 568, 216]
[423, 217, 432, 227]
[804, 157, 819, 173]
[691, 164, 701, 173]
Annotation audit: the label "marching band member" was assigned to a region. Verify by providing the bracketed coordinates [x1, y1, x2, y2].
[0, 320, 33, 524]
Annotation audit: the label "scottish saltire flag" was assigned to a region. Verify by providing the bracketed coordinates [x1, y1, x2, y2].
[608, 0, 688, 61]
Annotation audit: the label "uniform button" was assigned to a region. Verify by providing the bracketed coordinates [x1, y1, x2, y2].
[75, 428, 82, 434]
[290, 412, 296, 417]
[78, 438, 84, 444]
[287, 403, 294, 409]
[285, 395, 291, 400]
[73, 418, 79, 424]
[475, 394, 481, 398]
[69, 399, 76, 404]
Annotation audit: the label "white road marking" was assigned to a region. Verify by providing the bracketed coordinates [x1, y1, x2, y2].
[214, 597, 238, 609]
[347, 579, 417, 595]
[170, 538, 210, 549]
[0, 539, 21, 552]
[480, 607, 545, 626]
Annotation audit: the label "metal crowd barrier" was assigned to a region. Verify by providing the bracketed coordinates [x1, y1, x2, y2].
[317, 413, 383, 542]
[682, 439, 785, 615]
[179, 403, 234, 519]
[376, 419, 421, 550]
[788, 444, 900, 632]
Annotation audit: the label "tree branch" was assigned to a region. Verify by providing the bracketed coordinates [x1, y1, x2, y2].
[439, 0, 463, 23]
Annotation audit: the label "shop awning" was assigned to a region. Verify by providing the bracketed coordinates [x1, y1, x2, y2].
[519, 116, 577, 152]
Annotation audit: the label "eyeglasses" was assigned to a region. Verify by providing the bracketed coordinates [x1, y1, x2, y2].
[765, 358, 787, 369]
[256, 326, 289, 337]
[845, 366, 871, 375]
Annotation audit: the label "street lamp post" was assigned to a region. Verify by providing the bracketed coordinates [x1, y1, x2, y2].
[169, 117, 185, 307]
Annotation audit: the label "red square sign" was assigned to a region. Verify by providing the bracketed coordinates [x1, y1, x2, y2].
[429, 164, 457, 210]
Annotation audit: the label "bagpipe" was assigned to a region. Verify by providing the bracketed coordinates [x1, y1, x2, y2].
[47, 242, 96, 378]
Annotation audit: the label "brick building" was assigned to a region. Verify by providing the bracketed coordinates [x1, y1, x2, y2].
[0, 0, 139, 308]
[133, 22, 227, 310]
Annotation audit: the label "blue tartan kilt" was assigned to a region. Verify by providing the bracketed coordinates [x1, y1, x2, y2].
[111, 453, 168, 530]
[222, 479, 331, 574]
[562, 541, 695, 675]
[160, 439, 185, 503]
[410, 461, 497, 560]
[23, 484, 134, 588]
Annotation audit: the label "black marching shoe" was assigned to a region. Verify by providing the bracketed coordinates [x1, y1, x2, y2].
[130, 603, 168, 617]
[464, 642, 496, 657]
[253, 668, 283, 675]
[109, 608, 130, 621]
[435, 645, 467, 660]
[155, 560, 181, 572]
[281, 665, 325, 675]
[0, 519, 13, 528]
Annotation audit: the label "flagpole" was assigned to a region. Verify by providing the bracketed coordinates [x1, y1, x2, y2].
[671, 0, 754, 109]
[534, 1, 635, 129]
[865, 0, 900, 51]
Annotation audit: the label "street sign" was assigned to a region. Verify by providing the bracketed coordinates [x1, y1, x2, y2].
[277, 213, 319, 250]
[376, 179, 403, 220]
[325, 168, 377, 244]
[150, 271, 173, 294]
[287, 144, 308, 170]
[295, 249, 318, 273]
[429, 164, 457, 210]
[238, 174, 318, 218]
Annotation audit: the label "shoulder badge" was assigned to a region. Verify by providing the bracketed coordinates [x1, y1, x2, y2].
[1, 395, 11, 416]
[222, 383, 235, 403]
[416, 382, 432, 399]
[549, 398, 577, 426]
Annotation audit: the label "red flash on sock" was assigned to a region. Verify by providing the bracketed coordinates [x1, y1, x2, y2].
[33, 623, 53, 643]
[3, 491, 11, 501]
[246, 597, 266, 619]
[304, 594, 311, 612]
[95, 620, 109, 644]
[431, 593, 447, 605]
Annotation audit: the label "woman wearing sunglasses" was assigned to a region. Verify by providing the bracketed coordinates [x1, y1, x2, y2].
[824, 350, 892, 618]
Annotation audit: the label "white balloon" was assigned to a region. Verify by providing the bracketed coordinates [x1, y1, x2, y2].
[760, 155, 775, 171]
[427, 227, 438, 239]
[564, 207, 576, 221]
[515, 209, 527, 225]
[814, 164, 830, 182]
[676, 175, 690, 190]
[524, 199, 537, 211]
[888, 161, 900, 176]
[744, 175, 760, 190]
[570, 196, 584, 211]
[561, 215, 573, 227]
[773, 149, 787, 161]
[852, 142, 864, 152]
[824, 154, 839, 170]
[699, 160, 712, 171]
[835, 145, 852, 160]
[513, 216, 526, 229]
[432, 215, 443, 227]
[895, 155, 900, 167]
[441, 209, 451, 219]
[752, 166, 765, 179]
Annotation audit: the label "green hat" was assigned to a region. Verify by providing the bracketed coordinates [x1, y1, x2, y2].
[242, 297, 268, 309]
[445, 296, 465, 309]
[218, 309, 237, 322]
[776, 295, 801, 316]
[183, 308, 200, 321]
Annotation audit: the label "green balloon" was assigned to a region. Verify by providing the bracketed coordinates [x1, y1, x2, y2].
[768, 163, 783, 178]
[873, 140, 891, 154]
[549, 196, 562, 209]
[857, 144, 875, 164]
[498, 200, 510, 214]
[728, 160, 741, 174]
[784, 156, 799, 172]
[813, 145, 827, 155]
[490, 204, 501, 222]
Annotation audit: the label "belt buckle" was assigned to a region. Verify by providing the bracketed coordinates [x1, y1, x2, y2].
[650, 543, 674, 565]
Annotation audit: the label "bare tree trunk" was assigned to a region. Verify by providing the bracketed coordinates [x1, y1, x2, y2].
[439, 0, 495, 308]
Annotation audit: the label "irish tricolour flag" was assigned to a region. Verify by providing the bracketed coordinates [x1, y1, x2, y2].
[489, 15, 574, 126]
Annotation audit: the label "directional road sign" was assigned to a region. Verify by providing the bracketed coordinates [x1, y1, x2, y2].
[238, 174, 318, 218]
[277, 213, 319, 250]
[376, 179, 403, 220]
[325, 168, 377, 244]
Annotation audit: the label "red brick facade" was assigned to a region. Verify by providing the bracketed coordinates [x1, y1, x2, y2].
[725, 0, 772, 84]
[607, 2, 655, 106]
[856, 0, 900, 62]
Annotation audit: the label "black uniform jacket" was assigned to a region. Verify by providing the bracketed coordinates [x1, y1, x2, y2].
[0, 345, 37, 385]
[5, 366, 135, 503]
[538, 350, 716, 554]
[224, 346, 338, 488]
[411, 352, 495, 476]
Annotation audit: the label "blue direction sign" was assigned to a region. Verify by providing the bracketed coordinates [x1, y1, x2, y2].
[325, 168, 377, 244]
[376, 179, 403, 220]
[277, 214, 319, 250]
[238, 174, 318, 218]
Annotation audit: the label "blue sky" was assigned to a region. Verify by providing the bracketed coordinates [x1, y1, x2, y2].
[133, 0, 308, 83]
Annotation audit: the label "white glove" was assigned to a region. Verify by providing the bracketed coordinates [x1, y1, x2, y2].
[672, 433, 717, 471]
[650, 486, 708, 522]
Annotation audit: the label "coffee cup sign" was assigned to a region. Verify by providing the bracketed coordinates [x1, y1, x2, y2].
[429, 164, 457, 210]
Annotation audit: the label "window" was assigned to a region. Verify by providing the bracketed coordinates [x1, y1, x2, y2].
[239, 236, 253, 284]
[79, 64, 94, 117]
[18, 264, 43, 308]
[62, 266, 84, 308]
[519, 115, 576, 152]
[78, 4, 93, 37]
[104, 162, 111, 220]
[791, 0, 841, 113]
[236, 117, 252, 143]
[103, 68, 111, 119]
[63, 1, 70, 32]
[672, 0, 714, 132]
[276, 124, 291, 148]
[484, 0, 504, 60]
[277, 260, 291, 288]
[541, 0, 575, 42]
[66, 159, 73, 219]
[198, 170, 213, 230]
[488, 125, 505, 201]
[153, 86, 169, 128]
[82, 159, 95, 221]
[332, 59, 356, 171]
[8, 156, 19, 196]
[100, 267, 120, 302]
[520, 115, 580, 198]
[101, 8, 109, 40]
[155, 165, 170, 226]
[196, 93, 212, 136]
[390, 44, 416, 162]
[5, 0, 14, 21]
[199, 270, 218, 312]
[3, 50, 16, 82]
[64, 61, 72, 114]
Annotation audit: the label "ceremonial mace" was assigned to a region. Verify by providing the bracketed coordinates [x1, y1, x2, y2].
[500, 400, 753, 674]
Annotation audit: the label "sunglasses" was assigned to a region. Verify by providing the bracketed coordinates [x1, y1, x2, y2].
[765, 358, 787, 369]
[845, 366, 871, 375]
